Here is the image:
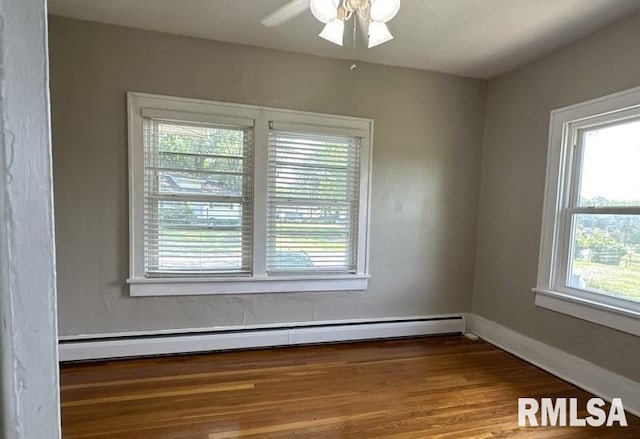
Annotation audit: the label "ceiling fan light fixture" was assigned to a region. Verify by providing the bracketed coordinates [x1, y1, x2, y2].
[310, 0, 339, 23]
[319, 18, 345, 46]
[368, 21, 393, 48]
[304, 0, 399, 48]
[369, 0, 401, 22]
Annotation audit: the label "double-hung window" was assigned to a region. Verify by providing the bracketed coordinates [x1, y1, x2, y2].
[266, 127, 361, 275]
[535, 86, 640, 336]
[128, 93, 372, 296]
[143, 117, 254, 277]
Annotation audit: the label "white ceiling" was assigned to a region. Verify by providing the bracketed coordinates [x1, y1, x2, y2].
[47, 0, 640, 78]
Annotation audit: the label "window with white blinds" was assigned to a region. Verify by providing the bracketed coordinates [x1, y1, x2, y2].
[128, 93, 372, 296]
[267, 130, 360, 274]
[143, 118, 253, 277]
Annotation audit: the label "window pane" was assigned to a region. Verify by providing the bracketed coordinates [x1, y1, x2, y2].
[267, 131, 360, 274]
[568, 214, 640, 302]
[147, 201, 249, 274]
[149, 121, 247, 197]
[270, 204, 354, 271]
[578, 118, 640, 207]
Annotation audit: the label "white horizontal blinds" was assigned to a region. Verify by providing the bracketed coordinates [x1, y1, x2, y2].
[267, 128, 361, 274]
[143, 117, 253, 277]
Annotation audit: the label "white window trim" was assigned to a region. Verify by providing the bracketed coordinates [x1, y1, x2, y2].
[127, 92, 373, 296]
[534, 85, 640, 336]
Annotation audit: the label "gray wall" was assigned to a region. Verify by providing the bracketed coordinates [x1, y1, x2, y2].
[49, 16, 487, 337]
[473, 13, 640, 380]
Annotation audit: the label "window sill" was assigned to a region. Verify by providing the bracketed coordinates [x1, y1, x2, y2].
[532, 288, 640, 336]
[127, 274, 370, 297]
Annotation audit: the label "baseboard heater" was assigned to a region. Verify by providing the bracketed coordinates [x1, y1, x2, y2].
[59, 314, 465, 362]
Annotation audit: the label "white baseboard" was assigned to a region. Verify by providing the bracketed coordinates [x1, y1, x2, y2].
[59, 315, 464, 362]
[468, 314, 640, 417]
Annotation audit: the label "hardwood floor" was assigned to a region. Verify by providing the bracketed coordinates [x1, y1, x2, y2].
[60, 336, 639, 438]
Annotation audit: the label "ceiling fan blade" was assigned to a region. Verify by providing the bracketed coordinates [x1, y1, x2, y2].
[260, 0, 309, 27]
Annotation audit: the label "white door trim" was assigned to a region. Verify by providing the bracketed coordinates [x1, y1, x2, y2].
[0, 0, 60, 437]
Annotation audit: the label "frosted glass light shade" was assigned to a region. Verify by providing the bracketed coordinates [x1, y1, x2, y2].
[310, 0, 338, 23]
[369, 0, 401, 22]
[319, 19, 345, 46]
[368, 21, 393, 48]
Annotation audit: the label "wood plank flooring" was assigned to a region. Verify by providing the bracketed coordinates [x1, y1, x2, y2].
[60, 336, 640, 438]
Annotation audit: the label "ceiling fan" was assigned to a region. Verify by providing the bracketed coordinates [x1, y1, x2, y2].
[260, 0, 401, 48]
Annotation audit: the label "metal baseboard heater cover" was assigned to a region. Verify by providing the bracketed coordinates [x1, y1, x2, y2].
[59, 315, 465, 362]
